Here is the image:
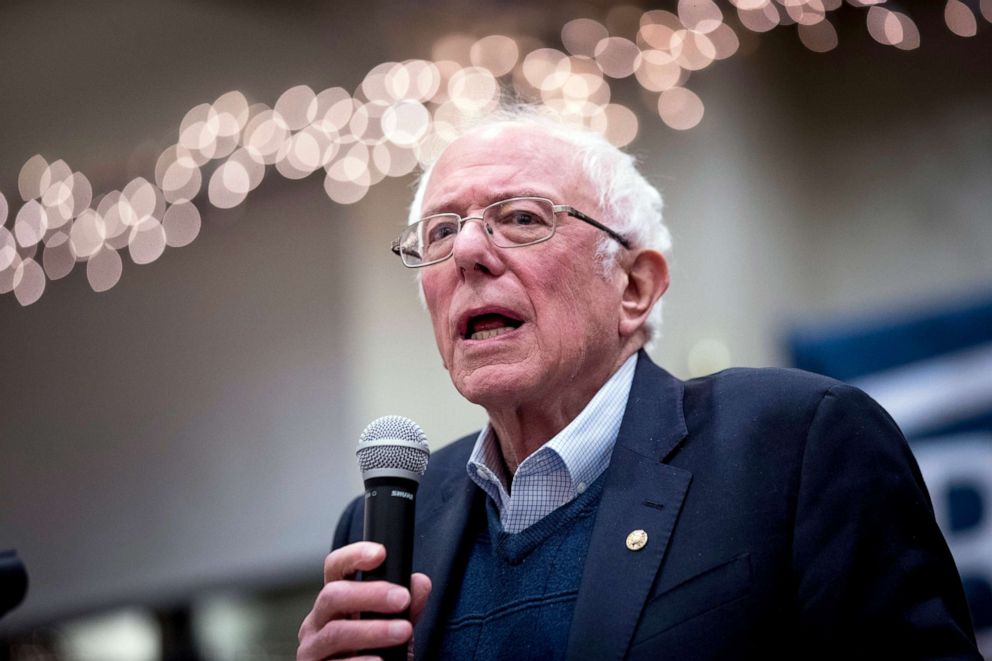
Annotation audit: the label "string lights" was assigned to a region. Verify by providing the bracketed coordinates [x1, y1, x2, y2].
[0, 0, 987, 305]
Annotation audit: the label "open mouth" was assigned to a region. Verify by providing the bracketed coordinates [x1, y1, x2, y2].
[463, 312, 524, 341]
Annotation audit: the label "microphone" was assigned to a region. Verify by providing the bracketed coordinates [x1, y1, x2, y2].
[356, 415, 430, 660]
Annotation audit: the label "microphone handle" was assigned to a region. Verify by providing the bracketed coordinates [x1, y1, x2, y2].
[361, 475, 419, 661]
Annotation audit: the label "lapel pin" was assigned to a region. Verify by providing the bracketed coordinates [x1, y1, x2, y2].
[626, 529, 648, 551]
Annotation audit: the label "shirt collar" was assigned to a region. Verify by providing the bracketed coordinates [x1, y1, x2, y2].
[467, 352, 639, 497]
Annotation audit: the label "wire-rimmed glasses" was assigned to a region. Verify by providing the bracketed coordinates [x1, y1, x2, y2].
[391, 196, 630, 268]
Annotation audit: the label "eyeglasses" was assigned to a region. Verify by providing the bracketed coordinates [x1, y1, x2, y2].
[391, 196, 631, 268]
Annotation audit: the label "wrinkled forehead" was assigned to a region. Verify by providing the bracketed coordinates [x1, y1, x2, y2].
[419, 125, 586, 216]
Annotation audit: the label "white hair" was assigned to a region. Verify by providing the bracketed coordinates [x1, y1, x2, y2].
[407, 105, 672, 341]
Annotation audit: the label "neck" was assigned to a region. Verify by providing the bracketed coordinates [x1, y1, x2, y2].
[486, 346, 639, 473]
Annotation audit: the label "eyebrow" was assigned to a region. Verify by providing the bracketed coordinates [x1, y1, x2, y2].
[422, 189, 558, 217]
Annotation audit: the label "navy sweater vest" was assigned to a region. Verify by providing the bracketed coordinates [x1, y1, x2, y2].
[438, 474, 607, 660]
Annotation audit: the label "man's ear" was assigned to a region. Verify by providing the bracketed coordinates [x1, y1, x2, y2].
[619, 249, 669, 338]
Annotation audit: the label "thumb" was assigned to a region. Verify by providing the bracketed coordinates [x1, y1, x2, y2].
[410, 572, 432, 623]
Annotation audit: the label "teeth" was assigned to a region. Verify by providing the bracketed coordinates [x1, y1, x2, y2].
[469, 326, 514, 341]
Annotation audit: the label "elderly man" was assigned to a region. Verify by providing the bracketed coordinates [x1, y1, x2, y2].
[298, 112, 980, 660]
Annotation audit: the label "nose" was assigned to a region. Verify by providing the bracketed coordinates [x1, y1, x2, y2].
[451, 216, 505, 278]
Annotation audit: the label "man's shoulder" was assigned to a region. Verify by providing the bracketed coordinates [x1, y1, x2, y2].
[639, 351, 848, 403]
[675, 365, 881, 428]
[683, 365, 847, 403]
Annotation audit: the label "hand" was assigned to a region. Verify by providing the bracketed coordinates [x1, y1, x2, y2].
[297, 541, 432, 661]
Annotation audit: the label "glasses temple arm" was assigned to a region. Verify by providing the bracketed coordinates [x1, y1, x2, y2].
[562, 207, 632, 249]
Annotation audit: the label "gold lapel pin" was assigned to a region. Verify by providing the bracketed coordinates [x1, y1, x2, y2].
[626, 529, 648, 551]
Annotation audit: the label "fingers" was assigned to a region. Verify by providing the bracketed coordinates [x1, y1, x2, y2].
[410, 573, 432, 623]
[297, 618, 412, 661]
[324, 542, 386, 583]
[313, 580, 411, 625]
[298, 579, 413, 660]
[298, 543, 429, 661]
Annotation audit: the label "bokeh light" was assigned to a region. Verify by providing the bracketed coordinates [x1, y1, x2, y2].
[13, 257, 45, 306]
[373, 141, 419, 178]
[123, 178, 162, 223]
[69, 173, 94, 223]
[156, 145, 202, 204]
[70, 209, 106, 259]
[784, 0, 826, 26]
[1, 2, 976, 305]
[729, 0, 771, 10]
[671, 29, 717, 71]
[312, 87, 356, 133]
[866, 7, 920, 50]
[738, 3, 781, 32]
[18, 154, 49, 202]
[892, 12, 921, 50]
[162, 202, 201, 248]
[798, 19, 839, 52]
[324, 167, 370, 205]
[208, 162, 251, 209]
[382, 100, 431, 147]
[349, 101, 387, 145]
[945, 0, 978, 37]
[523, 48, 570, 91]
[602, 103, 639, 147]
[594, 37, 642, 78]
[228, 148, 266, 191]
[275, 85, 318, 131]
[678, 0, 724, 34]
[100, 194, 135, 251]
[658, 87, 705, 130]
[277, 128, 323, 180]
[709, 23, 741, 59]
[42, 230, 75, 280]
[0, 226, 16, 271]
[0, 252, 21, 294]
[470, 35, 520, 77]
[87, 246, 123, 293]
[14, 200, 47, 248]
[243, 110, 289, 165]
[128, 218, 167, 265]
[562, 18, 609, 57]
[401, 60, 443, 102]
[179, 103, 220, 163]
[447, 67, 500, 114]
[431, 34, 474, 65]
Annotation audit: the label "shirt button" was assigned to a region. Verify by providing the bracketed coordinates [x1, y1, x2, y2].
[576, 482, 587, 494]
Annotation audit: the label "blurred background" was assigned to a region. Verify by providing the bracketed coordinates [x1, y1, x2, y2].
[1, 0, 991, 658]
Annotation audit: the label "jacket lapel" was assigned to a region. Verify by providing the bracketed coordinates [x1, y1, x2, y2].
[412, 466, 481, 660]
[566, 351, 692, 660]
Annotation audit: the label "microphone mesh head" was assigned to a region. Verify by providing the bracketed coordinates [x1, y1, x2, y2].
[357, 415, 430, 477]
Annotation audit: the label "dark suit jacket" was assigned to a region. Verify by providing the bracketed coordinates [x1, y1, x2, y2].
[334, 351, 980, 660]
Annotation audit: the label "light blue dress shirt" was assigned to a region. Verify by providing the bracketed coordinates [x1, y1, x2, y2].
[466, 353, 638, 533]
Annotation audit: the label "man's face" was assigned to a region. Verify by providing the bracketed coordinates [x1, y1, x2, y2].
[419, 126, 629, 410]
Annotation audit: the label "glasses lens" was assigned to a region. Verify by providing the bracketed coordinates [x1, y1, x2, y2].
[397, 229, 425, 266]
[412, 214, 460, 264]
[484, 198, 555, 247]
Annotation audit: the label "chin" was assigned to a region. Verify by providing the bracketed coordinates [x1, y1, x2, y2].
[450, 361, 539, 408]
